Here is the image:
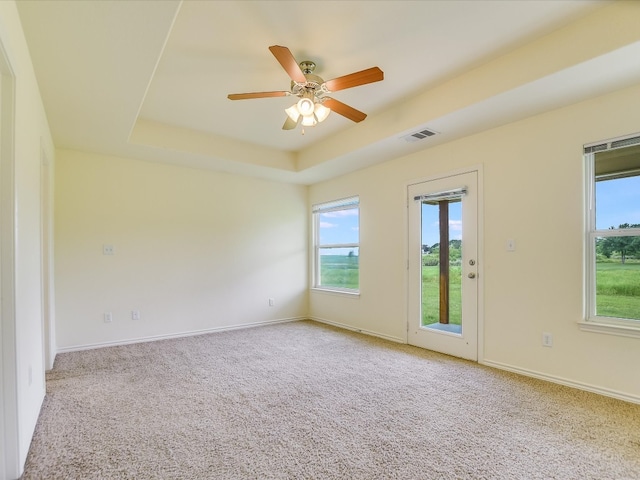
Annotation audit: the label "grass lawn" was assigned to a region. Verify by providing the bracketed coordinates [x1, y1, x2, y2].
[320, 257, 639, 322]
[320, 255, 359, 290]
[596, 262, 640, 320]
[422, 265, 461, 326]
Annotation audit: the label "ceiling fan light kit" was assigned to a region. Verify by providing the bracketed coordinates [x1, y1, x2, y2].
[284, 94, 331, 129]
[297, 96, 315, 116]
[228, 45, 383, 133]
[313, 102, 331, 122]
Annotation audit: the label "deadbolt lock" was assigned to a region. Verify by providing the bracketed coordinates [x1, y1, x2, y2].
[469, 259, 476, 266]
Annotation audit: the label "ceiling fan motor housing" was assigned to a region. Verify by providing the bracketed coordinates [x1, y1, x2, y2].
[291, 63, 324, 98]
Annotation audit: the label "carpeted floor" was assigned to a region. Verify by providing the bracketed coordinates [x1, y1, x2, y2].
[22, 320, 640, 479]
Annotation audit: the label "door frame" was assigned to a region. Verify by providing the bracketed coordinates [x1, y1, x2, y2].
[404, 165, 484, 362]
[40, 145, 56, 371]
[0, 34, 19, 480]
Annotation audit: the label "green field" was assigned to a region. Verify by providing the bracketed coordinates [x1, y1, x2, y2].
[319, 255, 359, 290]
[420, 261, 640, 323]
[422, 265, 461, 326]
[320, 256, 639, 321]
[596, 262, 640, 319]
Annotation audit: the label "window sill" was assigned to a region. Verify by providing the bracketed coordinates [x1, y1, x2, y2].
[578, 319, 640, 339]
[311, 287, 360, 298]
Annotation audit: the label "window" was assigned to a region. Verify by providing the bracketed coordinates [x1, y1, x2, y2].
[584, 135, 640, 336]
[312, 196, 359, 293]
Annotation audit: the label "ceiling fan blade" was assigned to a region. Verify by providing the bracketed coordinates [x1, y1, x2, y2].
[323, 98, 367, 123]
[269, 45, 307, 84]
[324, 67, 384, 92]
[227, 91, 289, 100]
[282, 116, 299, 130]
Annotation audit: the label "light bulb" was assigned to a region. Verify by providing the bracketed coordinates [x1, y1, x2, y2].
[297, 97, 314, 116]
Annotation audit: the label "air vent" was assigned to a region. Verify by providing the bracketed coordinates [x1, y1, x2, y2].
[401, 128, 438, 143]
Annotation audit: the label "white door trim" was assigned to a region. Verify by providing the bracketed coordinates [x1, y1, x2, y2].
[40, 145, 56, 371]
[0, 36, 20, 480]
[404, 165, 484, 362]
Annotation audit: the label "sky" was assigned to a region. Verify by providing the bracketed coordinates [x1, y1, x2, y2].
[421, 201, 462, 247]
[595, 176, 640, 230]
[318, 173, 639, 255]
[319, 202, 463, 254]
[319, 208, 359, 255]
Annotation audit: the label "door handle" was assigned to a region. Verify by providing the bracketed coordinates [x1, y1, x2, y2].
[468, 272, 476, 279]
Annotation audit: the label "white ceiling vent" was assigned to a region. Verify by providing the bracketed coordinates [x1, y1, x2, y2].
[401, 128, 438, 143]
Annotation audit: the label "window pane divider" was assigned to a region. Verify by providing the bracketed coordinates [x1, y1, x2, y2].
[318, 243, 359, 249]
[594, 228, 640, 237]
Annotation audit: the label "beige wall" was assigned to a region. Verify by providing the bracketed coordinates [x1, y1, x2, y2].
[309, 83, 640, 402]
[55, 150, 308, 350]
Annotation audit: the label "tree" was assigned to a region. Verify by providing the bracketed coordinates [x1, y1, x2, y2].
[600, 223, 640, 263]
[448, 239, 462, 263]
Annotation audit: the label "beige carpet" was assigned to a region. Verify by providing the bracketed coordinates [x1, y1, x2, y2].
[22, 320, 640, 479]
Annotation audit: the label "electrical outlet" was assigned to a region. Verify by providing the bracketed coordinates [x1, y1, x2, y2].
[542, 332, 553, 347]
[268, 298, 275, 307]
[103, 244, 115, 255]
[104, 312, 113, 323]
[131, 310, 140, 320]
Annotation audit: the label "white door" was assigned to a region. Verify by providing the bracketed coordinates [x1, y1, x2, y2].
[408, 171, 478, 360]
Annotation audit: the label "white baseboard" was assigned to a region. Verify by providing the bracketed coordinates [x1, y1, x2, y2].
[481, 359, 640, 405]
[56, 317, 305, 353]
[308, 316, 406, 344]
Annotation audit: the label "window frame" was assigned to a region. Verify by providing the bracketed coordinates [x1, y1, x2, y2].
[582, 134, 640, 338]
[312, 196, 360, 295]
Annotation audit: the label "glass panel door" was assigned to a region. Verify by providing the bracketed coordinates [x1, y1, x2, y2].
[408, 171, 478, 361]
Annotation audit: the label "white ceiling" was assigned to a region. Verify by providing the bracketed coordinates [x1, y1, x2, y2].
[17, 0, 640, 184]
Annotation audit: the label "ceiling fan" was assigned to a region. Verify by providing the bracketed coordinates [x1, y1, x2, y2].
[228, 45, 384, 131]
